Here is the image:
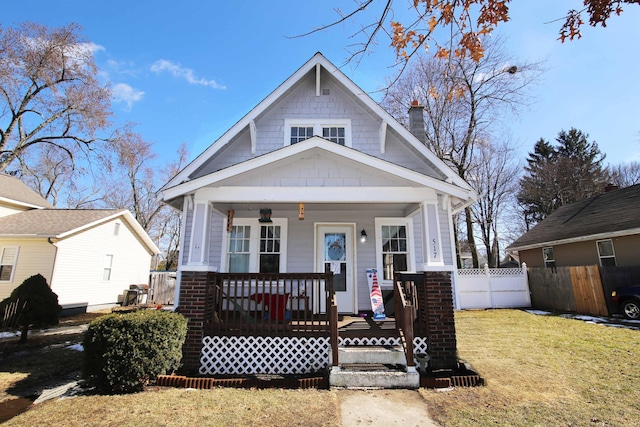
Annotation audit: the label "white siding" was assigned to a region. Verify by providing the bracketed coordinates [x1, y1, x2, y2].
[411, 211, 424, 266]
[438, 196, 453, 266]
[181, 204, 193, 265]
[52, 218, 152, 308]
[0, 203, 28, 219]
[0, 238, 56, 300]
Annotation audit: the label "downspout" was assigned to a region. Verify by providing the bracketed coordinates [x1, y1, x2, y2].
[47, 237, 59, 290]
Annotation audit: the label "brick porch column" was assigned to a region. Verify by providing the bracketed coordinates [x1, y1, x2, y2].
[424, 271, 458, 370]
[177, 270, 209, 374]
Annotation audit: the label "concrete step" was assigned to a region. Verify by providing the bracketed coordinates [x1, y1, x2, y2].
[337, 345, 407, 365]
[329, 365, 420, 389]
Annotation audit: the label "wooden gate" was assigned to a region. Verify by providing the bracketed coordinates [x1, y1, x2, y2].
[569, 266, 608, 316]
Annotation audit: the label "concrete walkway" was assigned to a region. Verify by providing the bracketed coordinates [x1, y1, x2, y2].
[337, 389, 440, 426]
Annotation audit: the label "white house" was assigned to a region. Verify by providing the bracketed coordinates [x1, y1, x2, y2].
[0, 174, 160, 313]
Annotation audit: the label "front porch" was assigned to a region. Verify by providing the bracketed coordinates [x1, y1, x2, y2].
[178, 270, 458, 387]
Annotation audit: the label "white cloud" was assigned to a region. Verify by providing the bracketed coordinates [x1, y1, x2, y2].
[112, 83, 144, 111]
[151, 59, 226, 89]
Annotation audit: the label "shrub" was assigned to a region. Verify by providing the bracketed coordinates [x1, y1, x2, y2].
[83, 309, 187, 394]
[0, 274, 61, 343]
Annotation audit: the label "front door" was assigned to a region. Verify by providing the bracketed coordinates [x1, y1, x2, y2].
[316, 224, 356, 314]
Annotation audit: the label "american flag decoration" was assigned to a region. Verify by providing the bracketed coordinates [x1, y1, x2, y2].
[366, 268, 386, 321]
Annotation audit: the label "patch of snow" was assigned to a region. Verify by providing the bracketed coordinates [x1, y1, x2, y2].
[0, 331, 20, 338]
[67, 343, 84, 352]
[525, 310, 551, 315]
[573, 315, 608, 323]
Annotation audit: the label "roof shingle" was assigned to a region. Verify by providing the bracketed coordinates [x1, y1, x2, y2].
[0, 174, 54, 209]
[0, 209, 125, 236]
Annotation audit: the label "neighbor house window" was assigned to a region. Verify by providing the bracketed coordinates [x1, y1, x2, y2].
[224, 219, 287, 273]
[0, 247, 19, 282]
[375, 218, 415, 284]
[103, 254, 113, 281]
[596, 239, 616, 267]
[284, 119, 352, 147]
[542, 247, 555, 268]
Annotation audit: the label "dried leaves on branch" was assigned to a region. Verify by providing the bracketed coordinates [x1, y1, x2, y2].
[301, 0, 638, 73]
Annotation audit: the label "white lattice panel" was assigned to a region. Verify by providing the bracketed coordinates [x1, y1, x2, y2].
[412, 337, 428, 365]
[200, 336, 330, 375]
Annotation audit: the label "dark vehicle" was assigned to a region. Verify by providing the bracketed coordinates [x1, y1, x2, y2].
[611, 285, 640, 320]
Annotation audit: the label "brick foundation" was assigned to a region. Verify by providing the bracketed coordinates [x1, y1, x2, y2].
[177, 270, 209, 374]
[424, 271, 458, 370]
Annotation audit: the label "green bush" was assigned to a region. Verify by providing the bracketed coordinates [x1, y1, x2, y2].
[83, 309, 187, 394]
[0, 274, 61, 343]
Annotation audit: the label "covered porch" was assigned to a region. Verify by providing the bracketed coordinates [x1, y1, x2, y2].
[178, 270, 458, 381]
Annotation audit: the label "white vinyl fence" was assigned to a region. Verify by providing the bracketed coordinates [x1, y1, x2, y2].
[455, 263, 531, 309]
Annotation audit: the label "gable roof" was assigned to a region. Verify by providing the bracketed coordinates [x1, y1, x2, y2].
[0, 209, 160, 254]
[507, 184, 640, 251]
[160, 52, 473, 195]
[160, 137, 473, 205]
[0, 174, 54, 209]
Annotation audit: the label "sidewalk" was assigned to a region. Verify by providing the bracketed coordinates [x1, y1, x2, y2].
[337, 389, 440, 427]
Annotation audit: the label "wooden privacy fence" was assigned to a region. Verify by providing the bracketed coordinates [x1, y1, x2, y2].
[148, 271, 177, 305]
[526, 265, 640, 317]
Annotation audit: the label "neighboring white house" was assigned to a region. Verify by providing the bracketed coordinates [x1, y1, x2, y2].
[0, 174, 160, 312]
[159, 52, 477, 314]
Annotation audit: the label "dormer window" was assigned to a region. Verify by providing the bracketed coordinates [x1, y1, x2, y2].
[284, 119, 352, 147]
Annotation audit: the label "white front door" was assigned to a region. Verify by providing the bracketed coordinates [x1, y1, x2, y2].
[316, 224, 356, 314]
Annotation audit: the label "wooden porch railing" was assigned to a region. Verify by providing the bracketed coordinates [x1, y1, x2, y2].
[204, 272, 335, 337]
[394, 275, 416, 368]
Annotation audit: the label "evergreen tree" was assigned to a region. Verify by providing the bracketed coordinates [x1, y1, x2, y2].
[518, 128, 609, 227]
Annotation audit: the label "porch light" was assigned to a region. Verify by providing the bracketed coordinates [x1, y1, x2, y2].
[259, 208, 272, 223]
[360, 229, 367, 243]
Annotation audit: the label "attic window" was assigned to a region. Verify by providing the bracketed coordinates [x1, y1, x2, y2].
[284, 119, 352, 147]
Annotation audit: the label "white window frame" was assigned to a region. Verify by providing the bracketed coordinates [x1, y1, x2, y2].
[103, 254, 114, 282]
[596, 239, 616, 267]
[284, 119, 352, 147]
[0, 246, 19, 283]
[221, 218, 288, 273]
[542, 247, 555, 268]
[374, 218, 416, 288]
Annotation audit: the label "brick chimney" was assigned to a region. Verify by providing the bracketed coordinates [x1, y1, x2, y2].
[408, 100, 426, 144]
[604, 183, 619, 193]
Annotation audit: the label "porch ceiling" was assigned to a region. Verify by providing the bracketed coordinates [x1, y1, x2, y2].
[212, 202, 421, 215]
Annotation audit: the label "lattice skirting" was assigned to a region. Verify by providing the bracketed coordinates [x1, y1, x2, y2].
[200, 336, 330, 375]
[200, 336, 429, 375]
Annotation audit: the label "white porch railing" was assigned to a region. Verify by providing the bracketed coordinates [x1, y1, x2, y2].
[456, 263, 531, 309]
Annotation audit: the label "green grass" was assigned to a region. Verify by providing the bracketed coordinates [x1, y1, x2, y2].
[421, 309, 640, 426]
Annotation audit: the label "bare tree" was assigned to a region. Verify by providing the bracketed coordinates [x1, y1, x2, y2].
[382, 37, 542, 266]
[468, 139, 521, 268]
[609, 161, 640, 188]
[0, 22, 112, 173]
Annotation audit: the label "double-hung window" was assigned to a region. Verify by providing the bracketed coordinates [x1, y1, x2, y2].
[284, 119, 352, 147]
[103, 254, 113, 281]
[0, 247, 19, 282]
[225, 219, 287, 273]
[375, 218, 415, 285]
[596, 239, 616, 267]
[542, 247, 555, 268]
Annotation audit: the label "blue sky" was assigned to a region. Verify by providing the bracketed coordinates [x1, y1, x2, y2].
[5, 1, 640, 170]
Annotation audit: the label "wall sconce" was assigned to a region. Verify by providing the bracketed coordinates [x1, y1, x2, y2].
[226, 209, 234, 232]
[360, 229, 367, 243]
[259, 208, 272, 223]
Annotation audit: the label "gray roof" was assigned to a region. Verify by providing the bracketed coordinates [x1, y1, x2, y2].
[508, 184, 640, 250]
[0, 209, 125, 237]
[0, 174, 54, 208]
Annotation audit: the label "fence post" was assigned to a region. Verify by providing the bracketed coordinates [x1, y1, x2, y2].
[484, 263, 493, 308]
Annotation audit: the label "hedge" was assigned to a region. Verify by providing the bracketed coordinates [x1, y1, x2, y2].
[83, 309, 187, 394]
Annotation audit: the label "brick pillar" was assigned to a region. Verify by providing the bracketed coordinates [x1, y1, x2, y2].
[424, 271, 458, 370]
[178, 271, 209, 374]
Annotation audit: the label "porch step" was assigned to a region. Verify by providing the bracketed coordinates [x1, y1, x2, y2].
[330, 345, 419, 389]
[337, 345, 407, 365]
[329, 365, 419, 389]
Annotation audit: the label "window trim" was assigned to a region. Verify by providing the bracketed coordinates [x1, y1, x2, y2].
[542, 247, 555, 268]
[374, 218, 416, 287]
[596, 239, 616, 267]
[221, 218, 288, 273]
[102, 254, 114, 282]
[0, 246, 19, 283]
[284, 119, 352, 147]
